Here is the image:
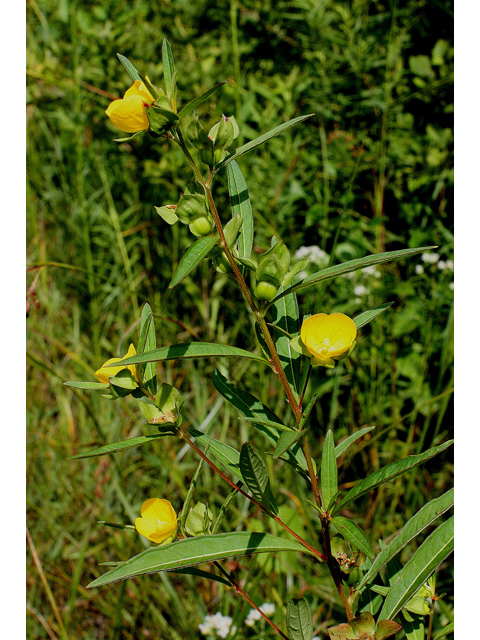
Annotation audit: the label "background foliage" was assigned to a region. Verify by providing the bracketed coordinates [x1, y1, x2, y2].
[27, 0, 453, 638]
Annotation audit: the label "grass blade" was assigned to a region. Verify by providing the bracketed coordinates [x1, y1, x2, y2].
[87, 532, 312, 588]
[379, 516, 454, 621]
[169, 236, 218, 288]
[334, 440, 453, 514]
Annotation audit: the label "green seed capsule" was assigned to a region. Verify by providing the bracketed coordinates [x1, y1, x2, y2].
[254, 281, 278, 301]
[189, 216, 213, 237]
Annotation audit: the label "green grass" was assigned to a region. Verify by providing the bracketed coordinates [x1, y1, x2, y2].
[27, 0, 453, 638]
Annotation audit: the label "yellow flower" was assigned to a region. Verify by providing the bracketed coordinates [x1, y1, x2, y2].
[135, 498, 178, 544]
[105, 80, 155, 133]
[95, 343, 138, 383]
[300, 313, 357, 367]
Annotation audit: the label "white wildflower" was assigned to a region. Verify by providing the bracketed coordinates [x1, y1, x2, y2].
[421, 252, 440, 264]
[354, 285, 369, 296]
[449, 281, 454, 290]
[294, 246, 328, 264]
[200, 612, 236, 638]
[415, 264, 424, 275]
[260, 603, 276, 616]
[245, 608, 262, 627]
[199, 615, 216, 635]
[437, 260, 446, 270]
[445, 259, 454, 271]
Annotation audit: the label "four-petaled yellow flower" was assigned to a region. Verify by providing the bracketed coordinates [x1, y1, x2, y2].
[301, 313, 357, 368]
[95, 343, 138, 383]
[135, 498, 178, 544]
[105, 80, 155, 133]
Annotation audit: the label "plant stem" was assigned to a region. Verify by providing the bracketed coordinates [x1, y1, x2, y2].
[320, 518, 353, 621]
[213, 562, 290, 640]
[179, 429, 327, 563]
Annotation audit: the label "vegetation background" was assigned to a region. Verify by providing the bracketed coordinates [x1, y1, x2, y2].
[26, 0, 453, 638]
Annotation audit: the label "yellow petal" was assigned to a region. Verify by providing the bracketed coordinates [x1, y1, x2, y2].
[301, 313, 356, 360]
[94, 344, 137, 383]
[136, 498, 177, 543]
[105, 94, 150, 133]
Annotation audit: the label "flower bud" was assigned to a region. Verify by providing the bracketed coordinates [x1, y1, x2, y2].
[185, 501, 213, 536]
[209, 115, 235, 150]
[254, 281, 278, 301]
[189, 215, 214, 237]
[186, 115, 213, 150]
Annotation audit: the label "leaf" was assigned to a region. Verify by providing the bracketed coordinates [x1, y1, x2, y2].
[272, 288, 302, 400]
[334, 427, 376, 459]
[433, 622, 454, 639]
[227, 160, 253, 259]
[299, 395, 317, 430]
[177, 82, 227, 121]
[240, 443, 278, 515]
[333, 440, 453, 514]
[155, 205, 178, 225]
[68, 434, 167, 460]
[137, 303, 157, 395]
[113, 130, 145, 143]
[273, 429, 307, 459]
[117, 53, 142, 82]
[169, 236, 218, 288]
[167, 566, 230, 587]
[116, 343, 272, 368]
[286, 597, 313, 640]
[270, 247, 438, 305]
[357, 488, 454, 590]
[211, 369, 310, 476]
[379, 516, 454, 621]
[188, 428, 242, 480]
[375, 619, 403, 640]
[402, 617, 425, 640]
[162, 39, 175, 98]
[87, 531, 312, 588]
[241, 417, 293, 432]
[354, 302, 394, 329]
[321, 430, 338, 512]
[331, 516, 374, 559]
[214, 113, 315, 174]
[63, 381, 109, 390]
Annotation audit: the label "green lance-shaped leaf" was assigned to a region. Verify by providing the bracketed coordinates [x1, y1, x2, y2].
[334, 426, 376, 459]
[87, 531, 312, 588]
[117, 53, 142, 83]
[189, 428, 242, 481]
[211, 369, 310, 476]
[113, 130, 145, 143]
[115, 343, 272, 369]
[379, 516, 454, 621]
[273, 429, 308, 460]
[333, 440, 453, 514]
[357, 488, 454, 590]
[177, 82, 227, 121]
[286, 597, 313, 640]
[272, 288, 301, 401]
[214, 113, 315, 175]
[227, 160, 254, 259]
[269, 246, 438, 306]
[155, 205, 178, 225]
[403, 617, 425, 640]
[168, 566, 230, 587]
[67, 434, 169, 460]
[162, 38, 175, 99]
[331, 516, 374, 559]
[354, 302, 394, 329]
[64, 381, 109, 390]
[240, 443, 278, 515]
[432, 622, 454, 639]
[169, 236, 218, 288]
[137, 303, 157, 395]
[321, 430, 338, 512]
